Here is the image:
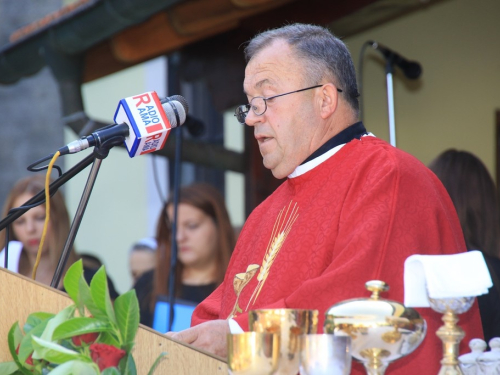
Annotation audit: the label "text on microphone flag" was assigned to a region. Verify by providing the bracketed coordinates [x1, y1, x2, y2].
[113, 91, 171, 158]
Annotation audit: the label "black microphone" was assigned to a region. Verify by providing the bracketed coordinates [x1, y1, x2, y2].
[368, 41, 422, 80]
[184, 115, 205, 138]
[60, 94, 189, 156]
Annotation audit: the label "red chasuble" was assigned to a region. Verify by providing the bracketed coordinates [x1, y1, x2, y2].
[192, 136, 483, 374]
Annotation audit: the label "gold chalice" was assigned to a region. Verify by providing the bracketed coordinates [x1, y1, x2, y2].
[324, 281, 426, 375]
[249, 309, 318, 375]
[227, 332, 280, 375]
[427, 296, 475, 375]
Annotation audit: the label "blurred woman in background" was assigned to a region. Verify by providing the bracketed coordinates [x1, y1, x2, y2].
[134, 183, 235, 327]
[129, 237, 157, 284]
[429, 149, 500, 342]
[0, 175, 118, 298]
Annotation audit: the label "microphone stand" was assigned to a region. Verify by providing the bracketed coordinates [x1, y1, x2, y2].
[385, 56, 397, 147]
[51, 140, 120, 288]
[167, 126, 182, 332]
[167, 52, 182, 332]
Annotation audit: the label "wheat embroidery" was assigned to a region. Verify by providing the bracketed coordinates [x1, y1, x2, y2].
[246, 201, 299, 310]
[227, 264, 260, 319]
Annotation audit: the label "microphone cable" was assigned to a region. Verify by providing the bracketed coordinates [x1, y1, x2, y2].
[152, 154, 167, 206]
[32, 151, 61, 282]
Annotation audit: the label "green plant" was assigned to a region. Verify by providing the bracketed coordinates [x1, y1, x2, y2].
[0, 260, 165, 374]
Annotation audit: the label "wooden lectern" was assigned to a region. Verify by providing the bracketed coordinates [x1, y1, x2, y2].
[0, 268, 228, 374]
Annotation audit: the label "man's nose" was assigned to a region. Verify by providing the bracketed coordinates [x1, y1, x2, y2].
[244, 108, 261, 127]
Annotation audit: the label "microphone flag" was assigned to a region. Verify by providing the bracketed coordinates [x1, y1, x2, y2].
[114, 91, 172, 158]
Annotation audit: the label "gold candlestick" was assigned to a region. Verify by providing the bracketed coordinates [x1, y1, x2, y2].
[428, 296, 474, 375]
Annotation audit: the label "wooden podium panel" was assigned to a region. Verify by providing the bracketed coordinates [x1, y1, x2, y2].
[0, 268, 227, 374]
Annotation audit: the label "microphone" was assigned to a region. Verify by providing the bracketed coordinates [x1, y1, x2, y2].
[60, 92, 189, 157]
[368, 41, 422, 80]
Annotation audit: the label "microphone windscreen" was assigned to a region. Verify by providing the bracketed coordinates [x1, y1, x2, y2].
[162, 99, 187, 128]
[169, 95, 189, 114]
[401, 61, 422, 80]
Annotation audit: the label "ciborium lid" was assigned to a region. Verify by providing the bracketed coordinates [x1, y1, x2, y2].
[324, 280, 426, 374]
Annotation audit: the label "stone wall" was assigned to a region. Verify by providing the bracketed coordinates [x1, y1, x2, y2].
[0, 0, 64, 213]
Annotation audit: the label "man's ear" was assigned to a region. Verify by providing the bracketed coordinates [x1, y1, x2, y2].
[318, 84, 339, 119]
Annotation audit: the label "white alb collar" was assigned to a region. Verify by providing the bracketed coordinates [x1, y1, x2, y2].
[288, 133, 375, 178]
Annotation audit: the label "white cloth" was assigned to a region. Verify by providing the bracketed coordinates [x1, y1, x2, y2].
[404, 250, 493, 307]
[228, 318, 244, 334]
[0, 241, 23, 272]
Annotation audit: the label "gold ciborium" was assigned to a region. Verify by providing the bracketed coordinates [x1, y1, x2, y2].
[227, 332, 280, 375]
[428, 296, 475, 375]
[249, 309, 318, 375]
[324, 280, 426, 375]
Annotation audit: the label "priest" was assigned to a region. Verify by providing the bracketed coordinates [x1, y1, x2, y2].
[168, 23, 483, 374]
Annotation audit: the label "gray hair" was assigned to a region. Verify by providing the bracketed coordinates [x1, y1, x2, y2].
[244, 23, 359, 116]
[130, 237, 157, 253]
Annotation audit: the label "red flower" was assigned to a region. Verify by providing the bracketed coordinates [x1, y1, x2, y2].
[71, 332, 99, 346]
[15, 344, 33, 365]
[90, 343, 126, 371]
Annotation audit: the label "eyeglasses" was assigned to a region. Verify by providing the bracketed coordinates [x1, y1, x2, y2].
[234, 84, 342, 125]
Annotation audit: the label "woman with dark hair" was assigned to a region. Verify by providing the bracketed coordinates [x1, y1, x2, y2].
[134, 183, 235, 328]
[429, 149, 500, 258]
[429, 149, 500, 342]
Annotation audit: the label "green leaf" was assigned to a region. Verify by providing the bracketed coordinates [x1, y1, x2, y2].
[147, 352, 167, 375]
[90, 267, 116, 326]
[31, 336, 86, 365]
[12, 323, 24, 349]
[39, 305, 76, 344]
[52, 317, 113, 341]
[64, 260, 86, 316]
[46, 360, 99, 375]
[19, 318, 49, 364]
[119, 353, 137, 375]
[114, 290, 140, 351]
[7, 323, 31, 375]
[79, 274, 107, 321]
[98, 332, 121, 347]
[0, 362, 20, 375]
[24, 312, 54, 334]
[102, 367, 120, 375]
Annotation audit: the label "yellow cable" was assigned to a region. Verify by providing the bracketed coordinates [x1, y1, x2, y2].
[32, 151, 61, 281]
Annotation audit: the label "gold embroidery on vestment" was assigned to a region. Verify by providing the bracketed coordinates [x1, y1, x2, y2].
[227, 201, 299, 319]
[227, 264, 260, 319]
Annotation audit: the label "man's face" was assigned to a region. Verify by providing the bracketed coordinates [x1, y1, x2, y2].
[243, 40, 320, 179]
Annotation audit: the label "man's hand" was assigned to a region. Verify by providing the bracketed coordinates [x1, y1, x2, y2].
[166, 319, 230, 358]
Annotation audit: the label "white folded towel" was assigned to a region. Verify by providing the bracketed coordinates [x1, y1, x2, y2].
[404, 250, 493, 307]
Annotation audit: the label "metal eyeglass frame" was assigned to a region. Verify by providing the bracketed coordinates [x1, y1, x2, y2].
[234, 84, 342, 125]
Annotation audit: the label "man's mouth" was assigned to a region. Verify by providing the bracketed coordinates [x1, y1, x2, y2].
[256, 135, 272, 144]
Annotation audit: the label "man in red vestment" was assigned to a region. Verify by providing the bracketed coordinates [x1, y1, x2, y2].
[168, 24, 483, 374]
